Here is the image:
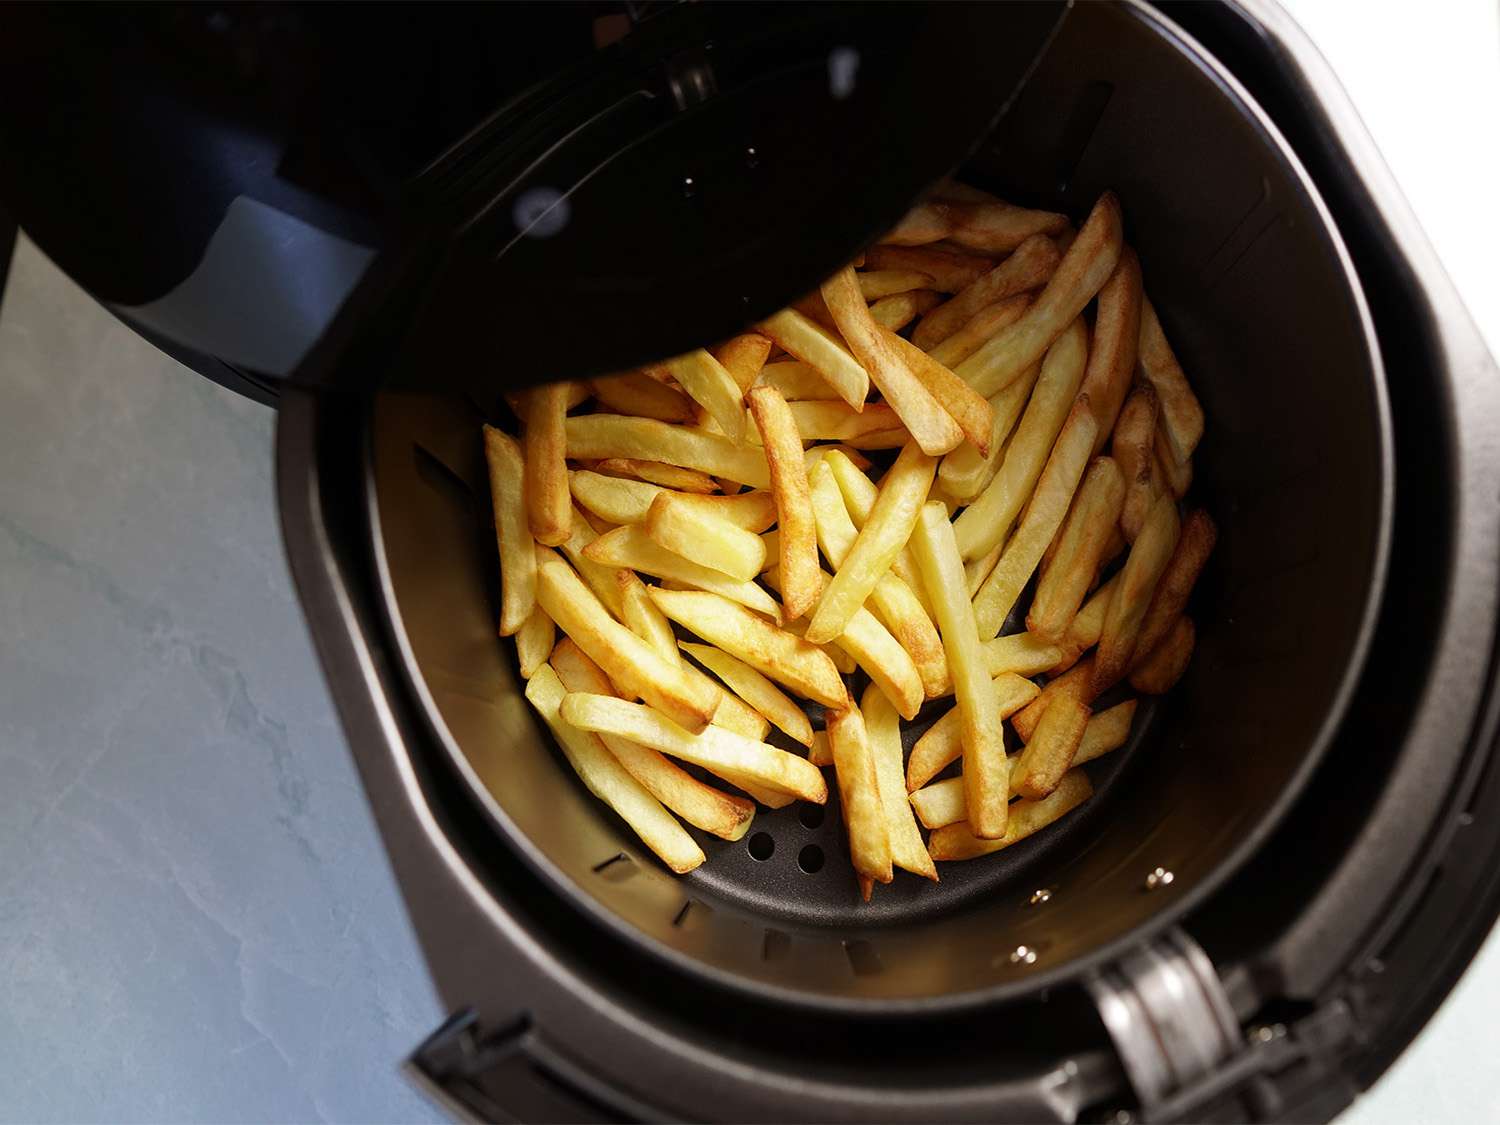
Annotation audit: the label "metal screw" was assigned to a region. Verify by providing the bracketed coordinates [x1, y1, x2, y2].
[1248, 1023, 1287, 1045]
[682, 176, 697, 199]
[1144, 866, 1175, 891]
[1109, 1111, 1135, 1124]
[1009, 945, 1038, 965]
[1029, 888, 1053, 906]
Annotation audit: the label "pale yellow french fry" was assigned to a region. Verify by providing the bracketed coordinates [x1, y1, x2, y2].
[740, 387, 817, 623]
[557, 503, 627, 619]
[583, 525, 781, 620]
[909, 778, 966, 830]
[807, 441, 936, 644]
[822, 265, 963, 456]
[550, 640, 755, 841]
[1093, 494, 1181, 693]
[927, 769, 1092, 862]
[867, 289, 942, 332]
[1051, 573, 1121, 675]
[681, 642, 814, 747]
[1076, 699, 1138, 765]
[648, 587, 848, 709]
[862, 684, 937, 880]
[905, 673, 1040, 792]
[808, 728, 832, 768]
[589, 372, 695, 423]
[910, 502, 1008, 839]
[660, 348, 747, 442]
[526, 667, 704, 873]
[1138, 297, 1205, 463]
[482, 425, 536, 635]
[763, 400, 903, 444]
[911, 233, 1061, 350]
[1134, 509, 1217, 662]
[1130, 616, 1195, 694]
[881, 330, 995, 454]
[826, 702, 893, 885]
[952, 317, 1089, 561]
[565, 415, 770, 488]
[983, 632, 1066, 678]
[1078, 248, 1143, 453]
[514, 606, 555, 679]
[711, 333, 773, 394]
[973, 400, 1099, 639]
[927, 294, 1031, 369]
[964, 541, 1002, 598]
[757, 360, 841, 401]
[781, 614, 859, 676]
[561, 693, 828, 804]
[521, 383, 573, 546]
[858, 269, 935, 300]
[616, 571, 679, 665]
[594, 457, 719, 494]
[954, 192, 1124, 397]
[863, 244, 995, 292]
[1011, 659, 1096, 743]
[645, 492, 767, 581]
[823, 448, 930, 613]
[937, 356, 1042, 503]
[569, 471, 777, 532]
[1012, 679, 1091, 799]
[676, 658, 770, 742]
[756, 308, 869, 409]
[1027, 457, 1127, 643]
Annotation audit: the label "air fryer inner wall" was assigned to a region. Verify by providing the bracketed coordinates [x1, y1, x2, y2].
[366, 2, 1387, 1004]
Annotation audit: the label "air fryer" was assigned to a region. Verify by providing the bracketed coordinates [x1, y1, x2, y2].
[4, 2, 1499, 1122]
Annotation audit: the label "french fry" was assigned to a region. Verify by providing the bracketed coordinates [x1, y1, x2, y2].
[863, 244, 995, 292]
[936, 356, 1041, 502]
[565, 415, 770, 488]
[1027, 457, 1127, 642]
[822, 265, 963, 456]
[747, 386, 820, 621]
[681, 642, 814, 747]
[954, 192, 1123, 397]
[905, 673, 1040, 792]
[1114, 384, 1162, 542]
[1130, 616, 1195, 694]
[972, 399, 1099, 639]
[868, 289, 942, 332]
[806, 444, 873, 473]
[881, 330, 995, 454]
[569, 470, 776, 531]
[1075, 699, 1138, 765]
[660, 348, 747, 442]
[983, 632, 1067, 677]
[824, 448, 929, 610]
[589, 372, 694, 423]
[911, 234, 1061, 350]
[757, 308, 869, 408]
[515, 607, 555, 679]
[1135, 509, 1217, 661]
[809, 728, 832, 768]
[807, 441, 936, 644]
[645, 492, 767, 581]
[757, 361, 841, 401]
[910, 502, 1008, 839]
[535, 548, 716, 732]
[1078, 248, 1144, 453]
[648, 587, 848, 709]
[616, 571, 679, 664]
[1093, 494, 1181, 693]
[910, 778, 967, 830]
[521, 383, 573, 546]
[927, 294, 1031, 369]
[1138, 297, 1205, 463]
[551, 641, 755, 841]
[952, 318, 1089, 561]
[482, 425, 536, 635]
[826, 703, 893, 885]
[926, 769, 1093, 861]
[557, 503, 627, 619]
[883, 198, 1070, 253]
[1012, 676, 1091, 799]
[1155, 427, 1193, 498]
[677, 657, 770, 742]
[711, 332, 773, 394]
[583, 525, 782, 620]
[753, 400, 903, 444]
[526, 667, 704, 873]
[862, 684, 937, 880]
[807, 460, 948, 699]
[858, 269, 935, 299]
[595, 457, 720, 494]
[561, 693, 827, 804]
[1012, 660, 1095, 746]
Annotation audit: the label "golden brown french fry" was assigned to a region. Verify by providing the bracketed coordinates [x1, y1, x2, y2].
[881, 330, 995, 454]
[983, 632, 1066, 678]
[858, 269, 935, 300]
[883, 198, 1070, 253]
[973, 400, 1099, 639]
[937, 357, 1041, 503]
[1050, 573, 1121, 675]
[596, 457, 718, 494]
[926, 294, 1031, 369]
[757, 361, 840, 401]
[1135, 509, 1217, 661]
[645, 492, 767, 581]
[681, 642, 814, 747]
[823, 448, 930, 610]
[807, 441, 936, 643]
[1130, 616, 1195, 694]
[1138, 297, 1205, 463]
[1011, 663, 1093, 747]
[910, 502, 1008, 838]
[589, 372, 695, 423]
[754, 400, 903, 444]
[569, 470, 776, 531]
[746, 385, 820, 621]
[808, 728, 832, 768]
[909, 778, 966, 830]
[565, 415, 770, 488]
[868, 289, 943, 332]
[1114, 384, 1162, 542]
[660, 349, 746, 442]
[862, 684, 937, 880]
[583, 525, 781, 620]
[952, 318, 1089, 561]
[551, 640, 755, 841]
[514, 606, 555, 679]
[526, 667, 704, 873]
[1012, 678, 1091, 799]
[482, 425, 536, 635]
[520, 383, 572, 546]
[535, 548, 716, 732]
[863, 244, 995, 292]
[561, 693, 827, 804]
[1093, 494, 1181, 693]
[1079, 248, 1144, 453]
[822, 265, 963, 456]
[756, 308, 869, 408]
[1028, 457, 1127, 643]
[711, 333, 773, 394]
[906, 673, 1040, 792]
[1076, 699, 1137, 765]
[955, 192, 1124, 397]
[786, 618, 858, 675]
[557, 503, 627, 619]
[826, 703, 892, 885]
[911, 234, 1061, 350]
[1155, 427, 1193, 498]
[676, 657, 770, 742]
[926, 769, 1092, 861]
[648, 587, 847, 709]
[616, 571, 679, 665]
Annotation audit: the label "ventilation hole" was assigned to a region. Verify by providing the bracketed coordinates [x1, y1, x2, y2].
[762, 929, 791, 962]
[413, 443, 478, 511]
[591, 853, 636, 882]
[747, 832, 775, 861]
[843, 939, 883, 977]
[798, 844, 825, 874]
[798, 803, 825, 829]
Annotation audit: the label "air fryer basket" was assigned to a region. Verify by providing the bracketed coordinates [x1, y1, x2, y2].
[362, 1, 1389, 1009]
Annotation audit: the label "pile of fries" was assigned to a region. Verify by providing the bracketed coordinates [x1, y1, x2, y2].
[483, 181, 1212, 894]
